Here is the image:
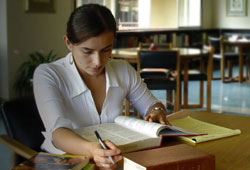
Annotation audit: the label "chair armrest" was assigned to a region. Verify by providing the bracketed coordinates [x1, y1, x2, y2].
[140, 68, 169, 73]
[0, 135, 37, 159]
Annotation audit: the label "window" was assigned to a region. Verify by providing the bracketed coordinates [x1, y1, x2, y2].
[117, 0, 138, 27]
[76, 0, 104, 6]
[76, 0, 139, 28]
[178, 0, 201, 27]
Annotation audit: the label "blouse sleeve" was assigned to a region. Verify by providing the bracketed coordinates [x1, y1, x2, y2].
[33, 64, 73, 154]
[125, 63, 160, 117]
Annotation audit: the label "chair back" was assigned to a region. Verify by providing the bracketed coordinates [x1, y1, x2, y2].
[208, 36, 221, 54]
[1, 96, 45, 152]
[139, 50, 178, 70]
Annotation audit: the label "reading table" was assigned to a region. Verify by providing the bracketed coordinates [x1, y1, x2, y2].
[166, 109, 250, 170]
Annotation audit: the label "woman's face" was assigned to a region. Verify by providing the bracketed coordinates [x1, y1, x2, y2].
[65, 31, 114, 77]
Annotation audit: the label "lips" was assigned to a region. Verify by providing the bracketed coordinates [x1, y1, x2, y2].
[90, 66, 102, 72]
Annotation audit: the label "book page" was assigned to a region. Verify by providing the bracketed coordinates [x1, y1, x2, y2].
[170, 116, 241, 144]
[114, 116, 203, 137]
[114, 116, 166, 137]
[74, 123, 154, 146]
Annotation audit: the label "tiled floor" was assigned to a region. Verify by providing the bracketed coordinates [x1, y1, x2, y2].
[0, 65, 249, 169]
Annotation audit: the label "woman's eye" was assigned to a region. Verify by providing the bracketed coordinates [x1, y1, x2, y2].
[102, 48, 112, 53]
[82, 50, 92, 55]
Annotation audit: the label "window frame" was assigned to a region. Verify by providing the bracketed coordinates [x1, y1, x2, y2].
[177, 0, 202, 28]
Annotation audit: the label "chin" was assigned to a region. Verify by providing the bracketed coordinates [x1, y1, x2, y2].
[87, 67, 105, 76]
[89, 70, 103, 76]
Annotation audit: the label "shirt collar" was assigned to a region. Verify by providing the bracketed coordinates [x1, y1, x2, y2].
[64, 53, 88, 98]
[64, 53, 121, 98]
[105, 61, 121, 88]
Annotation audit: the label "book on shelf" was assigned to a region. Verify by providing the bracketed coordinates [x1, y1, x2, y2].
[127, 36, 138, 47]
[152, 34, 159, 44]
[12, 152, 94, 170]
[172, 33, 177, 47]
[123, 144, 215, 170]
[74, 116, 205, 153]
[158, 34, 167, 44]
[169, 116, 241, 144]
[202, 32, 207, 45]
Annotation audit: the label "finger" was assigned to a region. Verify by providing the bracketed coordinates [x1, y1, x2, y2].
[94, 154, 111, 164]
[148, 113, 158, 122]
[161, 116, 171, 125]
[159, 117, 166, 125]
[98, 149, 116, 158]
[105, 140, 121, 153]
[113, 155, 123, 162]
[145, 113, 153, 120]
[97, 162, 117, 170]
[144, 115, 150, 121]
[96, 154, 122, 165]
[159, 114, 170, 124]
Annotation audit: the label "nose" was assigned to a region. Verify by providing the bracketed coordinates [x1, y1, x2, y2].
[92, 52, 101, 67]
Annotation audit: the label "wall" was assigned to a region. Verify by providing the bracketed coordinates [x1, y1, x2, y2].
[150, 0, 213, 29]
[202, 0, 213, 29]
[212, 0, 250, 29]
[0, 0, 8, 99]
[151, 0, 177, 28]
[6, 0, 73, 98]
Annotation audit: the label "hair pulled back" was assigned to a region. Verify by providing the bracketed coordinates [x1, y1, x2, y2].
[66, 4, 117, 44]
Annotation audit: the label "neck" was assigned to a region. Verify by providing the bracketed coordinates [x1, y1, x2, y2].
[81, 69, 105, 81]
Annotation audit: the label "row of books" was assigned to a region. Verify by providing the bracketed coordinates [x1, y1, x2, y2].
[117, 34, 168, 48]
[116, 32, 209, 48]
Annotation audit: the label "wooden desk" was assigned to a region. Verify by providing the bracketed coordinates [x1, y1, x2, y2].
[166, 110, 250, 170]
[222, 40, 250, 83]
[111, 48, 213, 112]
[111, 48, 140, 71]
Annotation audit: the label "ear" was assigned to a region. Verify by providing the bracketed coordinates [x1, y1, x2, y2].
[63, 35, 73, 51]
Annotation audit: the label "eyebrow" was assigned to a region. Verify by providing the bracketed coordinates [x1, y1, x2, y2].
[80, 44, 113, 51]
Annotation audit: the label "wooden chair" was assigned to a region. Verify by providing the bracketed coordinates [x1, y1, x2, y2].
[123, 42, 174, 116]
[138, 48, 181, 112]
[180, 46, 214, 112]
[0, 96, 44, 167]
[221, 37, 250, 83]
[208, 36, 239, 81]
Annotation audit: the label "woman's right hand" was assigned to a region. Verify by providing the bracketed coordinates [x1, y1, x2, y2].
[90, 140, 122, 170]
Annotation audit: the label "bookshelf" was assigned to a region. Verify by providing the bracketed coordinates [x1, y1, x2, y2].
[115, 28, 250, 49]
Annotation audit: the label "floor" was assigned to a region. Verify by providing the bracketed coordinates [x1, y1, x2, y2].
[0, 65, 249, 169]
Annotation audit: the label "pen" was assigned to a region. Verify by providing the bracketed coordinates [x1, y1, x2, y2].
[94, 130, 115, 164]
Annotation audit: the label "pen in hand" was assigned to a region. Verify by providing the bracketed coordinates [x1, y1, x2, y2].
[94, 130, 115, 164]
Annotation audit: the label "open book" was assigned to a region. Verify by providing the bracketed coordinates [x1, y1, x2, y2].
[74, 116, 204, 153]
[169, 116, 241, 144]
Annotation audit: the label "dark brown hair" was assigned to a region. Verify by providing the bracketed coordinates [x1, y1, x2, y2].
[66, 4, 117, 44]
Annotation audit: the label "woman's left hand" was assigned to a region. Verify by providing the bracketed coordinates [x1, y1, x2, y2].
[144, 110, 171, 125]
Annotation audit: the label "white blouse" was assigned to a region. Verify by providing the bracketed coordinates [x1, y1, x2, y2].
[33, 52, 159, 154]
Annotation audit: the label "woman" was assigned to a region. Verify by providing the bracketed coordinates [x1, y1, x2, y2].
[33, 4, 170, 170]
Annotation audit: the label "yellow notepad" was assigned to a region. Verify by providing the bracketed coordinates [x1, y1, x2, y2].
[170, 116, 241, 144]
